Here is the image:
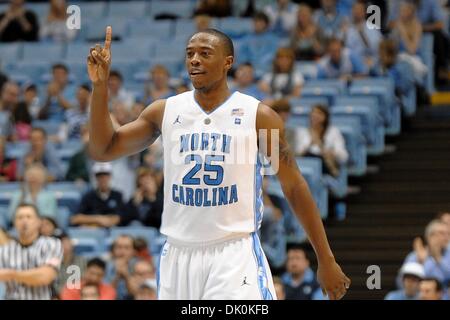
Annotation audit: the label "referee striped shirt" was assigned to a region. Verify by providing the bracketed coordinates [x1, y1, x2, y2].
[0, 236, 63, 300]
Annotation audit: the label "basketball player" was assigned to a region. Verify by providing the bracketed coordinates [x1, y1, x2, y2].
[87, 26, 350, 300]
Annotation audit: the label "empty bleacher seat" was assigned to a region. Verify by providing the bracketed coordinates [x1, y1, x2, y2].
[128, 19, 173, 40]
[301, 85, 340, 106]
[22, 43, 65, 63]
[107, 1, 148, 19]
[68, 227, 108, 243]
[418, 33, 434, 93]
[290, 96, 329, 109]
[54, 190, 81, 214]
[55, 206, 71, 231]
[295, 61, 318, 80]
[73, 1, 107, 20]
[110, 41, 154, 62]
[84, 18, 129, 42]
[4, 62, 49, 84]
[149, 0, 195, 19]
[0, 43, 22, 66]
[72, 238, 103, 256]
[219, 17, 253, 39]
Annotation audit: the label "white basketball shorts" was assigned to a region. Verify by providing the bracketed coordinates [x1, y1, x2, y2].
[157, 232, 277, 300]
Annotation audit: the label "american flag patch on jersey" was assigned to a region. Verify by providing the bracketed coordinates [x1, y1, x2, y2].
[231, 108, 244, 116]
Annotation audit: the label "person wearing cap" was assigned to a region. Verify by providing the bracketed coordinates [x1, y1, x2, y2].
[70, 162, 124, 228]
[385, 262, 424, 300]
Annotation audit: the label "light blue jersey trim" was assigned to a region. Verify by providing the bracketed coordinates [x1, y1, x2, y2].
[156, 241, 167, 299]
[192, 90, 237, 115]
[254, 155, 264, 231]
[251, 232, 273, 300]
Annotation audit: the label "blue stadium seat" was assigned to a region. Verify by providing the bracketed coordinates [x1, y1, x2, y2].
[54, 190, 82, 214]
[304, 79, 347, 94]
[4, 62, 49, 84]
[331, 105, 385, 156]
[46, 182, 80, 192]
[128, 19, 173, 40]
[22, 43, 65, 63]
[55, 206, 71, 231]
[153, 41, 186, 61]
[32, 120, 62, 136]
[68, 227, 109, 244]
[0, 193, 12, 206]
[418, 33, 434, 93]
[290, 96, 329, 109]
[72, 1, 107, 20]
[0, 206, 8, 229]
[334, 95, 380, 116]
[107, 1, 148, 19]
[149, 1, 195, 19]
[110, 41, 153, 62]
[349, 81, 401, 136]
[218, 17, 253, 39]
[84, 18, 129, 42]
[0, 182, 21, 193]
[72, 238, 103, 256]
[66, 43, 94, 63]
[295, 61, 318, 80]
[301, 85, 340, 106]
[4, 141, 29, 160]
[0, 43, 22, 66]
[7, 73, 31, 86]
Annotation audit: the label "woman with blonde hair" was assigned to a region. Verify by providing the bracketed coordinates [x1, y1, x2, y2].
[40, 0, 77, 42]
[259, 47, 304, 100]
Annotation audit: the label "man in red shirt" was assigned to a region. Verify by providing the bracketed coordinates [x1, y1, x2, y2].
[60, 257, 116, 300]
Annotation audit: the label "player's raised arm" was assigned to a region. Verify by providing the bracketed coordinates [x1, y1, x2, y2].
[87, 26, 164, 161]
[256, 103, 351, 300]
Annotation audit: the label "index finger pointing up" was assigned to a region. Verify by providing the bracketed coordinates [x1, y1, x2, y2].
[104, 26, 112, 50]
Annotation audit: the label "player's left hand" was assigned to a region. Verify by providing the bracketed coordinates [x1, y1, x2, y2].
[317, 260, 351, 300]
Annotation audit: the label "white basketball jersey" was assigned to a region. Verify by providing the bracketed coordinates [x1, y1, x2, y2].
[160, 90, 264, 243]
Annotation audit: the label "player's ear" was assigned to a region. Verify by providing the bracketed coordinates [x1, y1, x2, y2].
[224, 55, 234, 73]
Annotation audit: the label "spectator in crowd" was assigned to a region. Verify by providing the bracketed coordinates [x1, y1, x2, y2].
[61, 258, 116, 300]
[7, 163, 57, 225]
[65, 124, 92, 185]
[390, 1, 423, 57]
[70, 162, 124, 228]
[0, 82, 20, 138]
[80, 284, 100, 300]
[404, 219, 450, 285]
[0, 136, 17, 182]
[195, 0, 232, 17]
[314, 0, 348, 39]
[55, 232, 87, 295]
[419, 277, 444, 300]
[40, 0, 77, 42]
[388, 0, 449, 85]
[0, 81, 20, 113]
[40, 216, 59, 237]
[259, 47, 304, 100]
[273, 276, 286, 300]
[61, 84, 90, 141]
[18, 127, 64, 181]
[385, 262, 424, 300]
[143, 65, 175, 105]
[22, 83, 40, 120]
[231, 63, 267, 102]
[0, 0, 39, 42]
[345, 0, 383, 68]
[39, 64, 75, 121]
[106, 235, 137, 300]
[125, 259, 155, 299]
[290, 4, 326, 61]
[317, 38, 368, 80]
[108, 70, 135, 111]
[134, 237, 154, 264]
[295, 105, 349, 177]
[263, 0, 299, 36]
[134, 279, 157, 300]
[239, 12, 280, 76]
[0, 204, 63, 300]
[122, 167, 163, 228]
[193, 12, 212, 32]
[370, 39, 416, 100]
[259, 178, 287, 270]
[11, 94, 33, 142]
[436, 212, 450, 249]
[110, 101, 131, 128]
[281, 245, 324, 300]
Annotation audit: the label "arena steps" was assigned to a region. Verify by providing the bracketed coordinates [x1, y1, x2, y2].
[316, 105, 450, 300]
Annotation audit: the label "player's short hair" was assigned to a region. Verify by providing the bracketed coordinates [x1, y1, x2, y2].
[192, 28, 234, 58]
[87, 258, 107, 271]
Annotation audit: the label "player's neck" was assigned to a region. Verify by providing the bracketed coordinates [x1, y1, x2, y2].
[194, 82, 232, 113]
